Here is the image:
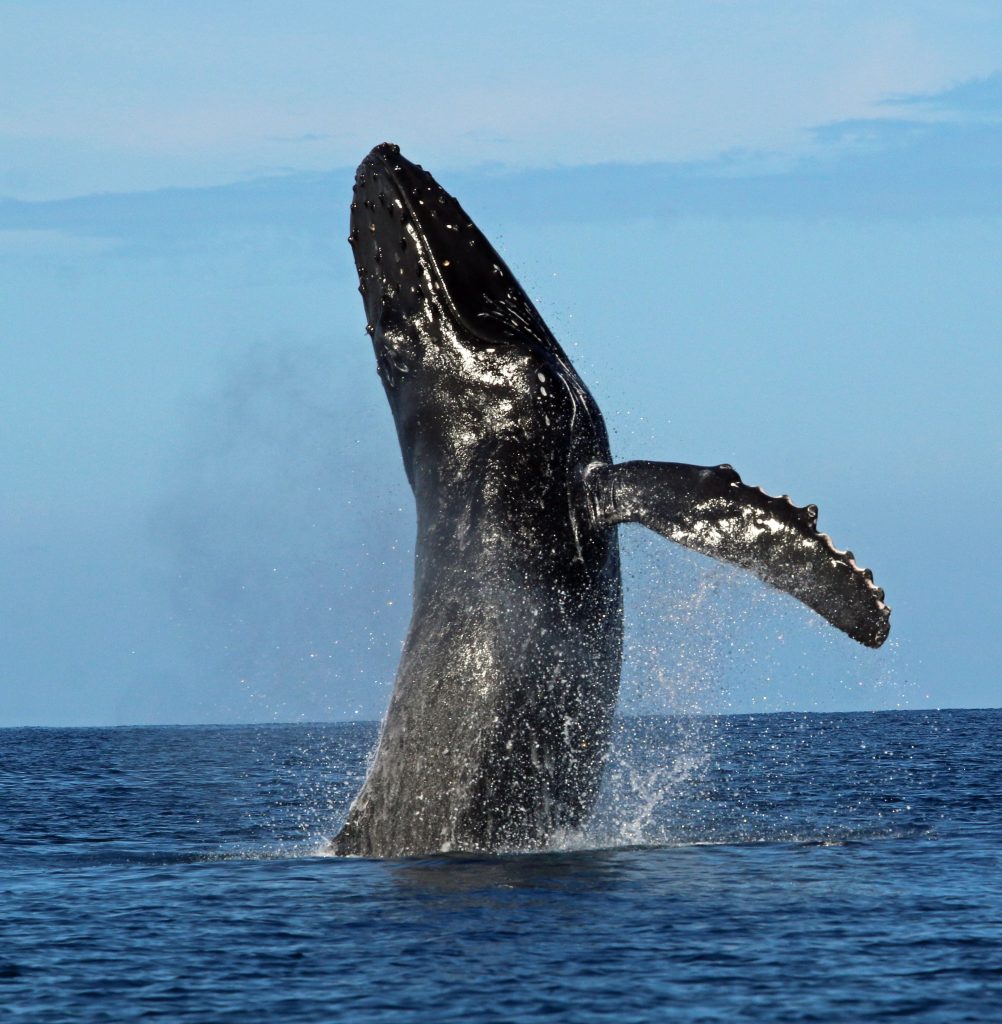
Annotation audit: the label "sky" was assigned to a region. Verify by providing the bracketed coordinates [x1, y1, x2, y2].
[2, 2, 1000, 725]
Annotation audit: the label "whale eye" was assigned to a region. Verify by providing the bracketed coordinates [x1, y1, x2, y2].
[376, 345, 411, 387]
[388, 350, 411, 374]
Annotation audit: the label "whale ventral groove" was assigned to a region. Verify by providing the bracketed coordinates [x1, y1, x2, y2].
[331, 142, 890, 858]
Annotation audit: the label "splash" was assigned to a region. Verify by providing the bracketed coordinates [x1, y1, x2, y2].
[291, 514, 902, 855]
[547, 527, 909, 851]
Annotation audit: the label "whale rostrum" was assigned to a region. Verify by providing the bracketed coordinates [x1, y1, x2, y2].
[331, 143, 890, 857]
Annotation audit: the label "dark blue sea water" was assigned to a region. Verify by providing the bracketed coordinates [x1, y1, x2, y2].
[2, 709, 1000, 1022]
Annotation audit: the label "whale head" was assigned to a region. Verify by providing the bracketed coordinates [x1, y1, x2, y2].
[348, 143, 605, 490]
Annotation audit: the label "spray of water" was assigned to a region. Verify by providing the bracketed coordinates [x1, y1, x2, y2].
[560, 525, 906, 851]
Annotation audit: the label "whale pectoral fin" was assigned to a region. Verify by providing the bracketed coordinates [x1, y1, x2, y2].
[587, 460, 890, 648]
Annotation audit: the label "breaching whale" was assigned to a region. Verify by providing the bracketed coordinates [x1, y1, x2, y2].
[332, 143, 890, 857]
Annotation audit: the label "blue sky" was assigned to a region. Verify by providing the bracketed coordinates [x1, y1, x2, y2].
[2, 3, 1000, 724]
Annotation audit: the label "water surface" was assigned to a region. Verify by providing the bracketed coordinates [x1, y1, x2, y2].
[2, 710, 999, 1022]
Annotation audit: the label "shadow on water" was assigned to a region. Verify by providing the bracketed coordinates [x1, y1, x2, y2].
[383, 847, 644, 896]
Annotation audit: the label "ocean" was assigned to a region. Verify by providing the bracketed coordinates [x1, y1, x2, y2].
[2, 709, 1000, 1022]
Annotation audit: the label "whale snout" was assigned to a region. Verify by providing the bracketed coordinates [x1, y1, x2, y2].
[349, 142, 483, 318]
[349, 143, 560, 360]
[348, 143, 432, 336]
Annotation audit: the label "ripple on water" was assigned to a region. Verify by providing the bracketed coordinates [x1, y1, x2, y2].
[1, 711, 1000, 1023]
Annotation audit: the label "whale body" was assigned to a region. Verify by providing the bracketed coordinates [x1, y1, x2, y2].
[331, 143, 889, 857]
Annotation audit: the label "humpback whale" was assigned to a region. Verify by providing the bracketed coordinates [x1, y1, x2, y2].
[332, 143, 889, 857]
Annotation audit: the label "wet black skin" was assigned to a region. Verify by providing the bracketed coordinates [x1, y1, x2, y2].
[332, 144, 890, 857]
[333, 144, 623, 856]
